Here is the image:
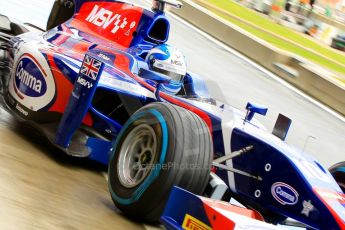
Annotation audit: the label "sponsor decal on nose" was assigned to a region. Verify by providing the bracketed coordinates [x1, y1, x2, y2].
[271, 182, 299, 205]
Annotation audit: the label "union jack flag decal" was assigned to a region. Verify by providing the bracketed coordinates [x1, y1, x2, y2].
[80, 55, 102, 80]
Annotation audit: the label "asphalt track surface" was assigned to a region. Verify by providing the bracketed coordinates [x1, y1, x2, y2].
[0, 0, 344, 229]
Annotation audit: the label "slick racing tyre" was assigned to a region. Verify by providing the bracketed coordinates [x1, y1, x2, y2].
[108, 102, 213, 222]
[329, 162, 345, 193]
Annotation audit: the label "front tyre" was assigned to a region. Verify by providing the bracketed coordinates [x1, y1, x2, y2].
[108, 102, 213, 222]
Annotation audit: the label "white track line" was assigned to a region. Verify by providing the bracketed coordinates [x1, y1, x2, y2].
[140, 0, 345, 123]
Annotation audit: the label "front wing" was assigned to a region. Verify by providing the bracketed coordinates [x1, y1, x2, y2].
[161, 187, 284, 230]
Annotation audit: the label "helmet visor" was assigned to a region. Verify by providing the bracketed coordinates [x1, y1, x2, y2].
[152, 65, 184, 82]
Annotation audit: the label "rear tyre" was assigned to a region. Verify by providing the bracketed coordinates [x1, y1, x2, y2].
[108, 102, 213, 222]
[329, 162, 345, 193]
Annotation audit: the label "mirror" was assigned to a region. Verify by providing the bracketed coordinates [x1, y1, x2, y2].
[245, 102, 268, 122]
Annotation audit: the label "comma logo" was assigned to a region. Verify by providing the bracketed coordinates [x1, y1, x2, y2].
[14, 55, 47, 97]
[271, 182, 299, 205]
[16, 61, 42, 93]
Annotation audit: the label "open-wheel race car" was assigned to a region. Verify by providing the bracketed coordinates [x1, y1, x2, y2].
[0, 0, 345, 229]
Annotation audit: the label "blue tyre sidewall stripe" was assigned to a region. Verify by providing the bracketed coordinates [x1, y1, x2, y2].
[333, 167, 345, 174]
[109, 109, 168, 205]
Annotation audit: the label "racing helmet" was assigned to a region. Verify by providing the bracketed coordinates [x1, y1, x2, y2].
[146, 44, 187, 94]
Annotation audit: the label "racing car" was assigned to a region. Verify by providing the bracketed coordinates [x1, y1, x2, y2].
[0, 0, 345, 229]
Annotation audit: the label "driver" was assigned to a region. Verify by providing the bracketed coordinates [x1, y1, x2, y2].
[146, 44, 187, 95]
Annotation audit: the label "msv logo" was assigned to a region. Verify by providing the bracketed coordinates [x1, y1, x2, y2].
[271, 182, 299, 205]
[85, 4, 136, 35]
[15, 54, 47, 97]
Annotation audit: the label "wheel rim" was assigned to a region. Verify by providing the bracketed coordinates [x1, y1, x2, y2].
[117, 124, 157, 188]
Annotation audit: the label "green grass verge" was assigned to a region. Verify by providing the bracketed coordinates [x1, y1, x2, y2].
[204, 0, 345, 76]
